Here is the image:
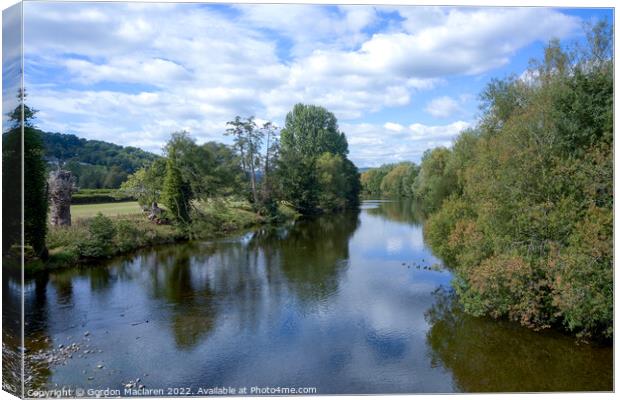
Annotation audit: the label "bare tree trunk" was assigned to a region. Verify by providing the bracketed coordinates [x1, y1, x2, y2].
[247, 134, 259, 205]
[48, 170, 75, 226]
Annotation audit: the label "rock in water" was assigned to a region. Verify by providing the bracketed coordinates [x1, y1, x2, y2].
[48, 170, 76, 226]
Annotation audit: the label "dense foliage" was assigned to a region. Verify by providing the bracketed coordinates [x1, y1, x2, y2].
[278, 104, 360, 213]
[121, 131, 244, 222]
[2, 92, 49, 257]
[362, 23, 613, 340]
[161, 142, 193, 223]
[122, 104, 360, 221]
[71, 188, 135, 204]
[41, 130, 158, 188]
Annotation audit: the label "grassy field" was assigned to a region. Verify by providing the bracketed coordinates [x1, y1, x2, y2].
[71, 201, 143, 220]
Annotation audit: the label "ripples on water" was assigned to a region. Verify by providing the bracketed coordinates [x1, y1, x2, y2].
[3, 199, 612, 394]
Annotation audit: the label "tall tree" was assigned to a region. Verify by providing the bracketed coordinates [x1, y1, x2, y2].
[278, 104, 358, 213]
[258, 121, 280, 214]
[225, 116, 263, 205]
[3, 89, 49, 258]
[161, 146, 192, 223]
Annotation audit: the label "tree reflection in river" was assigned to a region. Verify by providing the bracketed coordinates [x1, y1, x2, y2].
[364, 199, 425, 225]
[250, 210, 360, 308]
[425, 287, 613, 392]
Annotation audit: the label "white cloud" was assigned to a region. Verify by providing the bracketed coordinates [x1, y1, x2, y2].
[21, 3, 580, 157]
[408, 120, 471, 139]
[425, 96, 462, 118]
[342, 120, 471, 167]
[384, 122, 405, 132]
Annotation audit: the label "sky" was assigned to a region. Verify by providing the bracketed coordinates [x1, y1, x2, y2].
[12, 2, 613, 167]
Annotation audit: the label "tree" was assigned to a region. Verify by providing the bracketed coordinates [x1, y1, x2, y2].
[120, 158, 166, 206]
[422, 23, 613, 339]
[225, 116, 263, 205]
[161, 146, 192, 223]
[412, 147, 456, 211]
[278, 104, 358, 213]
[379, 162, 417, 197]
[257, 121, 281, 217]
[315, 152, 347, 212]
[279, 104, 348, 159]
[360, 165, 393, 196]
[3, 89, 48, 258]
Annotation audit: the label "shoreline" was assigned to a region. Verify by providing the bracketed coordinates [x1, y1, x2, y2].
[14, 201, 301, 276]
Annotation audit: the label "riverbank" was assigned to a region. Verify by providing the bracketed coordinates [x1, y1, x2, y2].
[21, 199, 299, 274]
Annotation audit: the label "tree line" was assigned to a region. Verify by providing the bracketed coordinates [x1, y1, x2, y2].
[361, 21, 613, 340]
[41, 130, 159, 189]
[4, 100, 361, 260]
[121, 103, 360, 224]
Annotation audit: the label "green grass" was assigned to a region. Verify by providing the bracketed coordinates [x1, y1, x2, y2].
[71, 201, 143, 219]
[31, 198, 300, 273]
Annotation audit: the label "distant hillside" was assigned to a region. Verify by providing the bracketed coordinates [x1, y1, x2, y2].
[40, 130, 159, 189]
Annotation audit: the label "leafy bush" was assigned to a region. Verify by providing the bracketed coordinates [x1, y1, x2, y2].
[422, 23, 612, 339]
[115, 220, 143, 253]
[77, 213, 117, 258]
[551, 206, 613, 338]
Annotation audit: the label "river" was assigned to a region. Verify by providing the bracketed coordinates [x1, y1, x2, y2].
[3, 199, 613, 394]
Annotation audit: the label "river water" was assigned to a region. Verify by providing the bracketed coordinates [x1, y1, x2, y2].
[4, 200, 613, 394]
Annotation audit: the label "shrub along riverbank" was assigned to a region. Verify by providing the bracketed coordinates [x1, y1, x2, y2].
[24, 199, 299, 274]
[361, 23, 613, 340]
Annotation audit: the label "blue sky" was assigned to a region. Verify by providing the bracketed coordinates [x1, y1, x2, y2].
[17, 3, 612, 167]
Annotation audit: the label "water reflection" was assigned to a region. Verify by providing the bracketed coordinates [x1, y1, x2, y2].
[364, 198, 426, 225]
[425, 287, 613, 392]
[4, 200, 612, 394]
[249, 210, 360, 307]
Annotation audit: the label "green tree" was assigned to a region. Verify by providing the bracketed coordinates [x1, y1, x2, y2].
[380, 162, 417, 197]
[3, 90, 48, 258]
[278, 104, 357, 213]
[225, 116, 263, 205]
[315, 152, 348, 212]
[360, 165, 393, 196]
[120, 158, 166, 206]
[421, 22, 613, 339]
[162, 146, 192, 223]
[412, 147, 456, 211]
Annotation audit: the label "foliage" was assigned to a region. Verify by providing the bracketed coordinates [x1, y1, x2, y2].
[120, 159, 166, 206]
[315, 152, 348, 212]
[360, 164, 394, 196]
[43, 198, 280, 270]
[77, 213, 117, 258]
[2, 124, 22, 254]
[420, 22, 613, 339]
[160, 132, 244, 204]
[161, 144, 193, 223]
[2, 90, 49, 257]
[278, 103, 359, 213]
[225, 116, 263, 205]
[41, 130, 158, 189]
[412, 147, 457, 212]
[72, 188, 135, 204]
[24, 125, 49, 257]
[380, 162, 418, 198]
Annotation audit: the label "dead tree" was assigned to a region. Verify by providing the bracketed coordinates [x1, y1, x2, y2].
[48, 170, 76, 226]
